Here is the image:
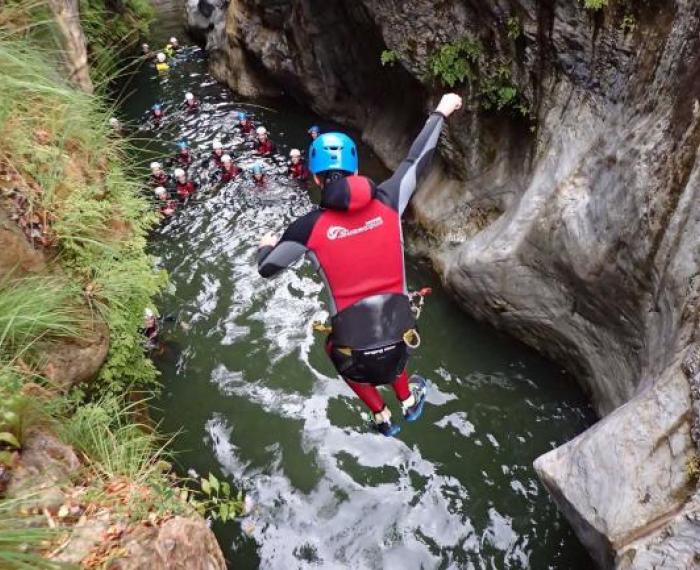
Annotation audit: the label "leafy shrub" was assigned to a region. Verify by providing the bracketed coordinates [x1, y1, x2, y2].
[428, 37, 482, 88]
[506, 16, 522, 40]
[380, 49, 399, 66]
[584, 0, 608, 10]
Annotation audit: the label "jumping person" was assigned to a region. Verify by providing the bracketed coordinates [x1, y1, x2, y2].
[257, 93, 463, 436]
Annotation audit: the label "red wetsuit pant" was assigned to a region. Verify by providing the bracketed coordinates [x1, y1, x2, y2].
[325, 342, 410, 413]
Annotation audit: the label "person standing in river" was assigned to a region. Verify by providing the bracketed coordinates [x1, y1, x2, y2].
[257, 93, 463, 436]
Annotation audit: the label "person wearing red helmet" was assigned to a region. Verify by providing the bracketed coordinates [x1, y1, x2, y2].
[257, 93, 463, 436]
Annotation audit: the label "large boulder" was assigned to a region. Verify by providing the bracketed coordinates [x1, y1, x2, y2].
[109, 516, 227, 570]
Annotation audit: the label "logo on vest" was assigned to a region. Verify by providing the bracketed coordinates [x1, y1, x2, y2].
[327, 216, 383, 240]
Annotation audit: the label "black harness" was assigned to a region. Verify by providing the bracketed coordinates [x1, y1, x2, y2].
[328, 293, 416, 385]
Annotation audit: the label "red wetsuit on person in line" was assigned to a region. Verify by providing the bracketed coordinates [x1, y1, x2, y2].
[150, 172, 168, 187]
[176, 149, 192, 167]
[221, 164, 242, 183]
[160, 199, 178, 217]
[239, 120, 255, 135]
[289, 160, 309, 180]
[258, 112, 446, 414]
[176, 180, 197, 200]
[211, 150, 225, 168]
[255, 138, 276, 156]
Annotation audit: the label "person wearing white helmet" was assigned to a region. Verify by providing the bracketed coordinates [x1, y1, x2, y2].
[108, 117, 124, 135]
[149, 161, 168, 187]
[164, 37, 180, 57]
[210, 139, 226, 167]
[154, 186, 177, 217]
[184, 92, 199, 113]
[288, 148, 309, 180]
[220, 153, 242, 183]
[142, 308, 159, 346]
[174, 168, 197, 201]
[254, 126, 276, 156]
[155, 52, 169, 73]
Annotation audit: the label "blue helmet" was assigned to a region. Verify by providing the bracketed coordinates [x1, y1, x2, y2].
[251, 162, 264, 175]
[178, 140, 188, 149]
[309, 132, 358, 175]
[153, 103, 161, 111]
[238, 111, 248, 121]
[308, 125, 320, 135]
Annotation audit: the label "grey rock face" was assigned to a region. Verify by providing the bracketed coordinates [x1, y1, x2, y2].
[190, 0, 700, 567]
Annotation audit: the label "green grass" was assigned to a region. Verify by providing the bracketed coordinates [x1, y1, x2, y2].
[0, 36, 165, 395]
[0, 498, 69, 569]
[0, 275, 85, 362]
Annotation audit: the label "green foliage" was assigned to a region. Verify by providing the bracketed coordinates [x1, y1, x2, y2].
[62, 395, 161, 482]
[380, 49, 399, 66]
[584, 0, 608, 10]
[0, 275, 85, 361]
[506, 16, 522, 40]
[195, 473, 245, 523]
[0, 498, 69, 569]
[427, 37, 529, 117]
[0, 38, 165, 396]
[428, 37, 482, 88]
[79, 0, 155, 86]
[479, 65, 529, 116]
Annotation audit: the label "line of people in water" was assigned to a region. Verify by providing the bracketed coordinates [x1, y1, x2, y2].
[147, 106, 317, 218]
[141, 39, 318, 218]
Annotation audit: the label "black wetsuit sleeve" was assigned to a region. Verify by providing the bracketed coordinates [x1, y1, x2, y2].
[376, 112, 445, 216]
[257, 211, 321, 278]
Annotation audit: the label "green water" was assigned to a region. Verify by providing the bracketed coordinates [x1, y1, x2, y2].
[119, 9, 596, 569]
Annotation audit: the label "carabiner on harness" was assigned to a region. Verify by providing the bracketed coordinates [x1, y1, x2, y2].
[403, 328, 421, 349]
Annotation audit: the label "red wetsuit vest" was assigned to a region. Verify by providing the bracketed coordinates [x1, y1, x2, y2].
[150, 172, 168, 187]
[221, 164, 241, 183]
[289, 161, 309, 180]
[176, 181, 196, 200]
[255, 139, 275, 156]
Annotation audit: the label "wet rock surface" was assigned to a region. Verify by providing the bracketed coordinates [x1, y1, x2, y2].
[109, 516, 227, 570]
[186, 0, 700, 567]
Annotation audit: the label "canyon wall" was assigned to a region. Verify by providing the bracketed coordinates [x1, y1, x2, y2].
[186, 0, 700, 567]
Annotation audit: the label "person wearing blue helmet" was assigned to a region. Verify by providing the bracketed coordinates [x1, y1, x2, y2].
[151, 103, 164, 126]
[251, 162, 266, 187]
[308, 125, 321, 140]
[175, 140, 192, 167]
[237, 111, 255, 135]
[257, 93, 463, 436]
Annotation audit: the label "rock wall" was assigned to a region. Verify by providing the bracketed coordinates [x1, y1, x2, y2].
[186, 0, 700, 567]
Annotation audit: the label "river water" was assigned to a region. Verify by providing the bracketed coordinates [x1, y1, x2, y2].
[119, 7, 596, 569]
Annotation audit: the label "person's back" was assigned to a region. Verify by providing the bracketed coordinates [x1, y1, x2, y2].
[257, 93, 463, 436]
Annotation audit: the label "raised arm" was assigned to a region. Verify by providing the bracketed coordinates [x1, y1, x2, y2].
[257, 211, 321, 278]
[377, 94, 463, 216]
